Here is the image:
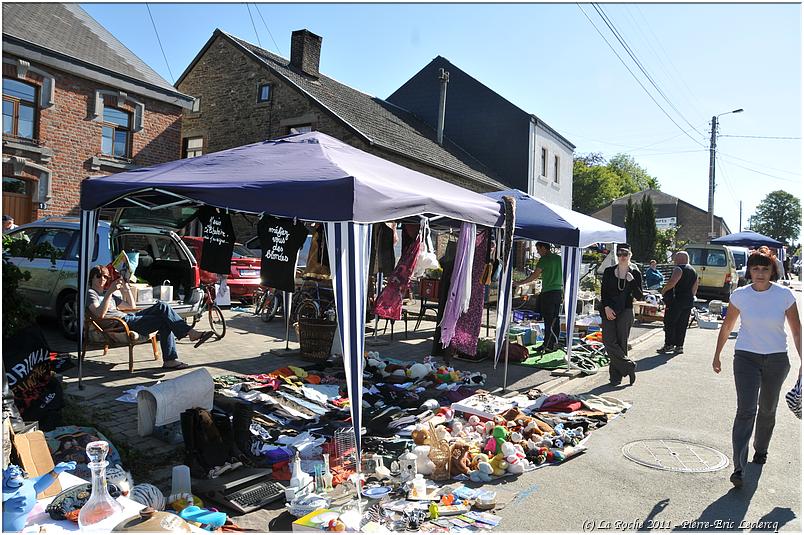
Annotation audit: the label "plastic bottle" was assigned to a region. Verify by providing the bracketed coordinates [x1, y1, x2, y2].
[412, 474, 426, 498]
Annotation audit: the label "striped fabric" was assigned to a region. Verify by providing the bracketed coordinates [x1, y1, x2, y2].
[78, 209, 99, 389]
[786, 376, 801, 419]
[325, 222, 372, 465]
[561, 246, 583, 366]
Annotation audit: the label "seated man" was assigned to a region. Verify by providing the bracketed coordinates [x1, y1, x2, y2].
[87, 265, 213, 369]
[644, 260, 664, 290]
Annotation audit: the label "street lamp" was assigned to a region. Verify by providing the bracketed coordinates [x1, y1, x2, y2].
[708, 108, 743, 238]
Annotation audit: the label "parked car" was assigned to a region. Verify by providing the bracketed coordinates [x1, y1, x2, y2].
[3, 216, 204, 340]
[726, 246, 750, 286]
[686, 243, 738, 300]
[181, 236, 261, 303]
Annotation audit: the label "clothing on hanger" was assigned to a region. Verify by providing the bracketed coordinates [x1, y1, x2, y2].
[196, 206, 235, 275]
[257, 215, 310, 292]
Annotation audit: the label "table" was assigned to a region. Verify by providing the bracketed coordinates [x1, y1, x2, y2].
[633, 300, 664, 323]
[23, 472, 144, 532]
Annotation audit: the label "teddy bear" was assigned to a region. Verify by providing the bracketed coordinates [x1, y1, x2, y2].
[488, 454, 508, 477]
[412, 445, 435, 475]
[411, 424, 430, 446]
[449, 442, 472, 477]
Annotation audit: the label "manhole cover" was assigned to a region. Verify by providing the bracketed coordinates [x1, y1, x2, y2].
[622, 439, 729, 472]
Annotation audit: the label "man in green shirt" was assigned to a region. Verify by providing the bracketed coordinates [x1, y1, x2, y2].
[514, 242, 563, 352]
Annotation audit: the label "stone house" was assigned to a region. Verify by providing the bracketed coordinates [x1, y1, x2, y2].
[2, 3, 194, 223]
[175, 28, 507, 240]
[590, 188, 731, 245]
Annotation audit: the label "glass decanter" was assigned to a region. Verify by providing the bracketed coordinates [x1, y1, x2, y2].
[78, 441, 124, 532]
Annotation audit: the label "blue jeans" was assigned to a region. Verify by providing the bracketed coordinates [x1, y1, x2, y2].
[123, 301, 191, 362]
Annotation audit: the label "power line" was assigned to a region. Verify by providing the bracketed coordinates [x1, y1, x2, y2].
[715, 153, 740, 206]
[716, 150, 800, 177]
[717, 156, 800, 183]
[577, 4, 706, 149]
[145, 4, 174, 83]
[253, 4, 283, 56]
[592, 4, 706, 139]
[245, 4, 262, 47]
[720, 134, 801, 140]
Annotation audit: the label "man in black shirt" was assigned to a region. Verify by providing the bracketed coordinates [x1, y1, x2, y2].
[659, 251, 699, 354]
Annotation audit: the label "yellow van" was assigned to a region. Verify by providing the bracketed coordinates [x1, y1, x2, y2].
[685, 244, 738, 300]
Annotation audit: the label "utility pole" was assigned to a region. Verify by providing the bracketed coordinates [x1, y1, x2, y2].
[708, 115, 718, 238]
[739, 201, 742, 232]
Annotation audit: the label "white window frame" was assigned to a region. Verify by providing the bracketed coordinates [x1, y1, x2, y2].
[553, 155, 560, 184]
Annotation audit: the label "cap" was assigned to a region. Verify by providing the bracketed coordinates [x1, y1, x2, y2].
[2, 215, 13, 221]
[616, 243, 631, 252]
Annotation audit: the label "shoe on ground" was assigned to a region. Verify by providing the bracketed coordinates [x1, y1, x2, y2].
[163, 360, 189, 370]
[609, 379, 622, 387]
[628, 370, 636, 385]
[730, 470, 743, 488]
[658, 345, 674, 353]
[752, 452, 767, 465]
[674, 346, 684, 354]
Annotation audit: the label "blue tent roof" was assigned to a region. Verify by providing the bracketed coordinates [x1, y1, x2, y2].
[80, 132, 504, 227]
[710, 230, 783, 248]
[484, 189, 625, 247]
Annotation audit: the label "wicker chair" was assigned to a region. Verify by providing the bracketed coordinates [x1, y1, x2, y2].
[81, 311, 159, 373]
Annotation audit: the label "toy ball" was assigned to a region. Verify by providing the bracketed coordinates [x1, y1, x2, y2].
[328, 518, 346, 532]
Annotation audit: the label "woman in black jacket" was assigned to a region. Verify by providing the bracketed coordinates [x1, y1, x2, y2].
[599, 244, 644, 386]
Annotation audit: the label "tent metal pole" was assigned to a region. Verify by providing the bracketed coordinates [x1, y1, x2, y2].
[285, 291, 291, 350]
[502, 339, 510, 392]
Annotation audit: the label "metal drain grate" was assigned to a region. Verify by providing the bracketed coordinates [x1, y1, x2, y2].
[622, 439, 729, 472]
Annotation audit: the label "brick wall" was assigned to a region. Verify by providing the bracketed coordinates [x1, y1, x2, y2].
[177, 35, 492, 241]
[2, 57, 183, 220]
[676, 202, 729, 243]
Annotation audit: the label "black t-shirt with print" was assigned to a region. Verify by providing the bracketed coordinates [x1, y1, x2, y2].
[258, 215, 309, 292]
[197, 206, 235, 275]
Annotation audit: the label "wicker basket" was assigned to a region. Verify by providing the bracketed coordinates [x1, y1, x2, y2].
[298, 317, 337, 360]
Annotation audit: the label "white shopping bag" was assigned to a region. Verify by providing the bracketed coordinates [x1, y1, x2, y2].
[154, 279, 173, 302]
[215, 277, 231, 306]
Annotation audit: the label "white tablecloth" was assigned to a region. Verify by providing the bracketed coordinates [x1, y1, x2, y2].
[23, 472, 144, 532]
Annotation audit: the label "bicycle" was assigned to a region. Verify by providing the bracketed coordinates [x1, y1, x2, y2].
[190, 283, 226, 340]
[253, 284, 281, 322]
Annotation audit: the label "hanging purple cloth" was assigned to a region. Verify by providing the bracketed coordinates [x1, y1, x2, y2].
[440, 223, 476, 348]
[374, 234, 421, 321]
[449, 229, 488, 356]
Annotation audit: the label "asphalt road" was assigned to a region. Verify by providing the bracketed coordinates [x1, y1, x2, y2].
[493, 291, 802, 533]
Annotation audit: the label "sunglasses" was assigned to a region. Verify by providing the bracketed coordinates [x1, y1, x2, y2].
[617, 252, 630, 257]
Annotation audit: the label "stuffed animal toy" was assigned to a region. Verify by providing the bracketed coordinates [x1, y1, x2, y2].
[412, 446, 435, 475]
[451, 421, 466, 438]
[449, 443, 472, 477]
[434, 425, 451, 442]
[408, 363, 431, 381]
[488, 454, 508, 477]
[510, 431, 524, 444]
[130, 483, 166, 510]
[106, 464, 134, 497]
[411, 424, 430, 445]
[490, 426, 508, 455]
[467, 415, 481, 427]
[468, 455, 493, 483]
[436, 407, 454, 422]
[3, 462, 76, 532]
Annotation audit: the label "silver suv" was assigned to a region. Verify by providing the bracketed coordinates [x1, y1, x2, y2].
[4, 217, 204, 340]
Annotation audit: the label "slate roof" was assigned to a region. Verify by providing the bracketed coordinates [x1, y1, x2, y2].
[2, 3, 187, 100]
[609, 188, 680, 206]
[183, 30, 505, 191]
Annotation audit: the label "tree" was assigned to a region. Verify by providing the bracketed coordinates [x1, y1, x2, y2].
[572, 158, 621, 214]
[750, 190, 801, 245]
[654, 227, 688, 263]
[607, 153, 661, 193]
[623, 194, 658, 263]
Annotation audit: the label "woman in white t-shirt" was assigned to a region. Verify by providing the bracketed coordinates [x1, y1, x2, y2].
[713, 249, 801, 489]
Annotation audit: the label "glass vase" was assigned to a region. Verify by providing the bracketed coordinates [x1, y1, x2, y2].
[78, 440, 124, 532]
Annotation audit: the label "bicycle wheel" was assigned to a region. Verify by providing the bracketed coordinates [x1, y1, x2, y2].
[189, 306, 204, 329]
[253, 289, 267, 317]
[261, 291, 280, 322]
[208, 305, 226, 340]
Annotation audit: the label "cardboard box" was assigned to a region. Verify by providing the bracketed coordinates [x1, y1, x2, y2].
[129, 283, 153, 305]
[11, 430, 62, 499]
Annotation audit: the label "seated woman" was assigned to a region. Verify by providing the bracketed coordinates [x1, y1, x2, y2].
[87, 265, 213, 370]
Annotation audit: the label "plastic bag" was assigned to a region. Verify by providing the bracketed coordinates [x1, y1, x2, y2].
[412, 219, 440, 279]
[215, 277, 231, 307]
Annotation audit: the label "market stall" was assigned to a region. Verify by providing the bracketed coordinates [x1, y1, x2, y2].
[483, 189, 626, 383]
[77, 131, 511, 469]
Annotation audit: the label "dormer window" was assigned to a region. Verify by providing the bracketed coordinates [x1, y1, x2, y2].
[257, 83, 271, 103]
[3, 77, 37, 139]
[101, 107, 132, 158]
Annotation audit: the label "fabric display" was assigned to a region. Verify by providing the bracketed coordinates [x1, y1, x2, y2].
[258, 215, 310, 292]
[448, 228, 489, 356]
[304, 223, 330, 278]
[374, 231, 422, 321]
[45, 426, 123, 480]
[197, 206, 236, 275]
[440, 223, 477, 348]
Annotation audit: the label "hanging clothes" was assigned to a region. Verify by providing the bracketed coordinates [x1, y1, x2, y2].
[374, 231, 422, 321]
[440, 223, 477, 348]
[258, 215, 309, 292]
[369, 222, 397, 276]
[304, 223, 330, 277]
[449, 228, 489, 356]
[196, 206, 235, 275]
[432, 237, 458, 356]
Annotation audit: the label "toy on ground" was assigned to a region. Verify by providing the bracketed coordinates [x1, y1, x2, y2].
[3, 461, 76, 532]
[179, 505, 227, 530]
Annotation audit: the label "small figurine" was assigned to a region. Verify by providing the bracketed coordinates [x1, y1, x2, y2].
[3, 462, 76, 532]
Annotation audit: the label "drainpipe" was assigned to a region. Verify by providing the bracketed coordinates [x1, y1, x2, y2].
[437, 68, 449, 145]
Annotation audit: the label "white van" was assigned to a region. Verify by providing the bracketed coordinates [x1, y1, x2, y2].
[726, 246, 750, 286]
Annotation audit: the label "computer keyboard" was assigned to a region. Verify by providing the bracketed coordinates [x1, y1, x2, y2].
[228, 480, 287, 512]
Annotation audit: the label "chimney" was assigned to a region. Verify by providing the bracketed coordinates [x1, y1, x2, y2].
[290, 29, 322, 78]
[437, 68, 449, 145]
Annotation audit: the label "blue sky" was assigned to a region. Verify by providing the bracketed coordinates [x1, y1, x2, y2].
[81, 2, 802, 236]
